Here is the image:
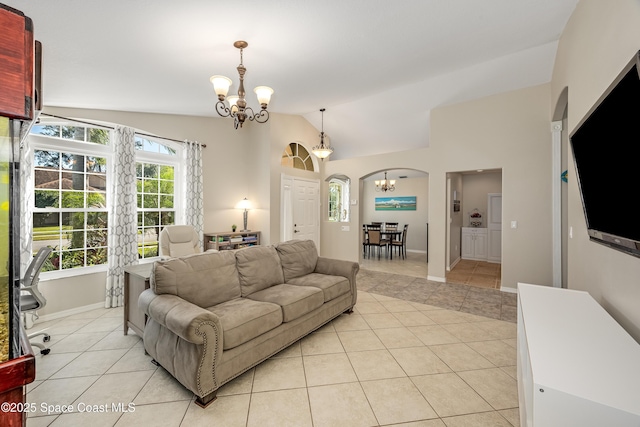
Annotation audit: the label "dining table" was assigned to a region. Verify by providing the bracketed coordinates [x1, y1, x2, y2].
[364, 224, 404, 259]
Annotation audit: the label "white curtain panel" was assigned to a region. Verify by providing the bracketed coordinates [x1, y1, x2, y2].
[19, 124, 35, 276]
[105, 126, 138, 308]
[183, 140, 204, 247]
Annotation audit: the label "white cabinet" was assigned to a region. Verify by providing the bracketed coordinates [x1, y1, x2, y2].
[461, 227, 487, 260]
[517, 283, 640, 427]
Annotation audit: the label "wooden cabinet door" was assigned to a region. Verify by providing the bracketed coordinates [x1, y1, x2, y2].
[0, 4, 34, 119]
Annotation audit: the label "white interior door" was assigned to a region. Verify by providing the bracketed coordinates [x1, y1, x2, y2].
[281, 175, 320, 250]
[487, 193, 502, 263]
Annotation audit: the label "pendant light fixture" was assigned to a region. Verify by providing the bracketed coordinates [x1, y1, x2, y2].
[210, 41, 274, 129]
[312, 108, 333, 160]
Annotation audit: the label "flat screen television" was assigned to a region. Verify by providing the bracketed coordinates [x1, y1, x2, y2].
[569, 50, 640, 258]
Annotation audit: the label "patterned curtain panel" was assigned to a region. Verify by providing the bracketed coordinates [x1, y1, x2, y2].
[183, 140, 204, 247]
[105, 126, 138, 308]
[19, 124, 34, 275]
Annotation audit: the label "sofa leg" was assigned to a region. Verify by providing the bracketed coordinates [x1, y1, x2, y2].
[195, 391, 218, 408]
[344, 308, 354, 315]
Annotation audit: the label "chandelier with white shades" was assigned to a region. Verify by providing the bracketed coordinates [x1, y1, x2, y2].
[375, 171, 396, 192]
[210, 41, 274, 129]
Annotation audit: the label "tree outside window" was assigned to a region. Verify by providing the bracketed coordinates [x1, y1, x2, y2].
[328, 176, 350, 222]
[31, 124, 110, 272]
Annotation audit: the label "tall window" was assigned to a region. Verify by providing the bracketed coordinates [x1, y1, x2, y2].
[328, 176, 350, 222]
[31, 124, 110, 272]
[135, 136, 180, 259]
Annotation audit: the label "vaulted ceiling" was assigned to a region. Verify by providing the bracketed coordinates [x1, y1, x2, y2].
[5, 0, 578, 160]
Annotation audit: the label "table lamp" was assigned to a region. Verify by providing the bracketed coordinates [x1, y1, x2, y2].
[237, 198, 251, 231]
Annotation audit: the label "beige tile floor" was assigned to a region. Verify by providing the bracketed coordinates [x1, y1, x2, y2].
[25, 273, 520, 427]
[360, 251, 429, 278]
[447, 260, 502, 290]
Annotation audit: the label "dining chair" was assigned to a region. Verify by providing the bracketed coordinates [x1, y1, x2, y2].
[391, 224, 409, 259]
[362, 224, 369, 257]
[385, 222, 399, 231]
[365, 229, 389, 259]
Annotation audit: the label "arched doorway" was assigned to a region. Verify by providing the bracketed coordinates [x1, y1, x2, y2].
[359, 168, 429, 278]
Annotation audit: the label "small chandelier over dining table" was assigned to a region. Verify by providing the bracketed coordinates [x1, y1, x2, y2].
[210, 41, 274, 129]
[312, 108, 333, 160]
[375, 171, 396, 192]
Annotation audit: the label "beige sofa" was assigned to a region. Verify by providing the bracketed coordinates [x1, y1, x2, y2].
[138, 239, 359, 407]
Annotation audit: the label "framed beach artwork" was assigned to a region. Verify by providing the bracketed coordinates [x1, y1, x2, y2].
[375, 196, 417, 211]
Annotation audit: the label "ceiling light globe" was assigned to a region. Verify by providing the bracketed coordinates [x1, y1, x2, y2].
[254, 86, 274, 108]
[210, 75, 232, 99]
[227, 95, 240, 112]
[312, 147, 333, 159]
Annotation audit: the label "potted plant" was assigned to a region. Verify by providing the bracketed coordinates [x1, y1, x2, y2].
[232, 224, 237, 232]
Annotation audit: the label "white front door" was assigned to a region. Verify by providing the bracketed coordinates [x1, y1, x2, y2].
[281, 175, 320, 250]
[293, 178, 320, 247]
[487, 193, 502, 263]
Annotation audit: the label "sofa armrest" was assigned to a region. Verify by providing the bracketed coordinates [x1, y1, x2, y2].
[314, 257, 359, 306]
[138, 289, 223, 345]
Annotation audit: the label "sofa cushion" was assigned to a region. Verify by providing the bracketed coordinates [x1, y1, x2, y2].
[247, 284, 324, 322]
[286, 273, 350, 302]
[208, 298, 283, 350]
[275, 239, 318, 281]
[235, 245, 285, 297]
[152, 251, 240, 308]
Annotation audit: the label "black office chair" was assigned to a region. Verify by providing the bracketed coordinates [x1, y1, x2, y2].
[21, 246, 53, 355]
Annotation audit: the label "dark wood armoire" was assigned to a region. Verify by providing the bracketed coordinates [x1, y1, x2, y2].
[0, 3, 37, 426]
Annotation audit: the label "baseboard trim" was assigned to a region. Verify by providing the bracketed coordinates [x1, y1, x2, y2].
[500, 286, 517, 294]
[34, 302, 107, 324]
[427, 275, 446, 283]
[448, 257, 461, 271]
[406, 249, 427, 254]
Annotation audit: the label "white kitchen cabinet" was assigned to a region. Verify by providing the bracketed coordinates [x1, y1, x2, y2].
[461, 227, 487, 260]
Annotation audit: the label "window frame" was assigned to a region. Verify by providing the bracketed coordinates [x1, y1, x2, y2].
[30, 126, 185, 276]
[134, 136, 183, 262]
[327, 176, 350, 222]
[281, 142, 315, 172]
[30, 129, 112, 279]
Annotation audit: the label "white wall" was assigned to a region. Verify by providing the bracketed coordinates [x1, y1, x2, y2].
[550, 0, 640, 341]
[324, 84, 552, 288]
[362, 175, 429, 252]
